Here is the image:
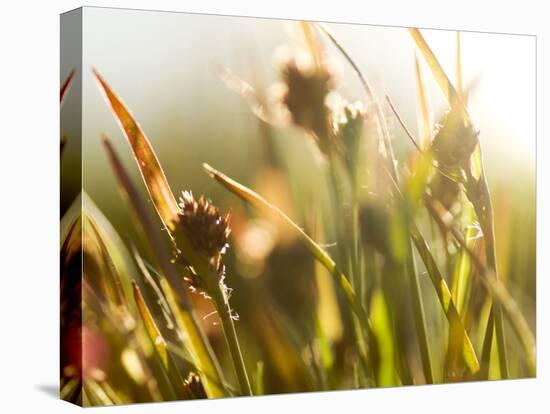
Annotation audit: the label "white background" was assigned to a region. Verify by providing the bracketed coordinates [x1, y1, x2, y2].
[0, 0, 547, 412]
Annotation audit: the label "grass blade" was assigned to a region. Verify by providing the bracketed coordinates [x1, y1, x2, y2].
[450, 204, 475, 314]
[214, 63, 282, 127]
[408, 28, 467, 119]
[132, 281, 188, 399]
[92, 69, 180, 232]
[60, 69, 75, 106]
[410, 223, 480, 374]
[132, 281, 168, 366]
[455, 32, 463, 98]
[370, 289, 399, 386]
[414, 55, 432, 149]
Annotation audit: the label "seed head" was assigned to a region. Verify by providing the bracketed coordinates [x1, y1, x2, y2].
[332, 100, 366, 165]
[183, 372, 207, 399]
[431, 107, 479, 171]
[278, 49, 335, 152]
[178, 191, 231, 258]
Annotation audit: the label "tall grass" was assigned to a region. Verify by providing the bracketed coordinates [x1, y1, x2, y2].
[60, 22, 535, 406]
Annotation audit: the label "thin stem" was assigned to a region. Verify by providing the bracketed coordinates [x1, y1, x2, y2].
[468, 176, 509, 379]
[480, 307, 495, 379]
[210, 280, 253, 396]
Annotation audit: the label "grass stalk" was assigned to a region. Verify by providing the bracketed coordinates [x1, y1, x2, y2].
[208, 279, 253, 396]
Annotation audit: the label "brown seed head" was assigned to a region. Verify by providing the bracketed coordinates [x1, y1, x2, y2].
[278, 50, 335, 152]
[431, 107, 479, 170]
[183, 372, 207, 399]
[178, 191, 231, 258]
[333, 101, 366, 148]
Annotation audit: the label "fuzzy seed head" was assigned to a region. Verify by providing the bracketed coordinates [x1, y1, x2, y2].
[178, 191, 231, 258]
[431, 108, 479, 169]
[278, 49, 335, 150]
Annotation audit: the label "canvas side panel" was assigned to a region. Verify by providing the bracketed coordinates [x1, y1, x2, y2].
[60, 7, 83, 407]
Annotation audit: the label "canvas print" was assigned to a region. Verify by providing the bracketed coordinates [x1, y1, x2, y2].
[60, 7, 536, 406]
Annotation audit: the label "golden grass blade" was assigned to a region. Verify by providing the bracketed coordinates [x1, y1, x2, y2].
[385, 95, 422, 152]
[300, 21, 323, 69]
[82, 192, 141, 308]
[455, 32, 463, 98]
[92, 69, 180, 231]
[83, 380, 114, 407]
[414, 55, 432, 149]
[408, 29, 467, 119]
[132, 281, 168, 366]
[132, 280, 189, 399]
[317, 23, 374, 98]
[60, 69, 75, 106]
[60, 378, 80, 402]
[410, 224, 480, 374]
[214, 63, 282, 127]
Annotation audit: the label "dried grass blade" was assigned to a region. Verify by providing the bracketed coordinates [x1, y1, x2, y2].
[408, 28, 467, 119]
[92, 69, 180, 231]
[60, 69, 75, 105]
[414, 55, 431, 149]
[455, 32, 463, 98]
[214, 63, 281, 126]
[132, 281, 169, 366]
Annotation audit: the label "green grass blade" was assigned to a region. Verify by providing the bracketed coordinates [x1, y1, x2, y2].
[410, 223, 480, 374]
[370, 289, 399, 386]
[450, 204, 475, 314]
[426, 196, 536, 376]
[385, 176, 480, 374]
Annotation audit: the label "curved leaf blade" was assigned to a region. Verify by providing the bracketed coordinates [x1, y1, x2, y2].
[92, 69, 180, 231]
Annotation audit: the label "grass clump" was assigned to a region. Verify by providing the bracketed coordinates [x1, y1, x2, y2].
[60, 21, 535, 406]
